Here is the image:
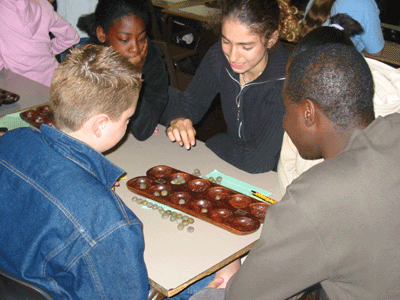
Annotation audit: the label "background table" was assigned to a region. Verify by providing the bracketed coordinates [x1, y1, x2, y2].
[161, 1, 219, 23]
[106, 127, 283, 297]
[152, 0, 205, 9]
[0, 70, 49, 117]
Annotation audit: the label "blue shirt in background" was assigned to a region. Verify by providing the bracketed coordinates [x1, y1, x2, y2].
[305, 0, 385, 54]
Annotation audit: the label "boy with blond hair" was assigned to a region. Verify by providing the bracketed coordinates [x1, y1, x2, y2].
[0, 45, 149, 299]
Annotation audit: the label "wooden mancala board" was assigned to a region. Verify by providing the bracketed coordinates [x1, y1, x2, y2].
[20, 104, 53, 129]
[0, 88, 20, 105]
[127, 165, 272, 235]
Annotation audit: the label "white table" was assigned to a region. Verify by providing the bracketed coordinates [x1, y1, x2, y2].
[106, 127, 283, 297]
[0, 69, 50, 117]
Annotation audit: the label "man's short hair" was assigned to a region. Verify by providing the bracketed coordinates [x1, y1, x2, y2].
[286, 43, 375, 128]
[50, 44, 142, 131]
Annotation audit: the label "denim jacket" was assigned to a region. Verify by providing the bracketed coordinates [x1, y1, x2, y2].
[0, 125, 149, 299]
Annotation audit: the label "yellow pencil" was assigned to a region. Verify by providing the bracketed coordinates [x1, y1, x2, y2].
[251, 190, 276, 205]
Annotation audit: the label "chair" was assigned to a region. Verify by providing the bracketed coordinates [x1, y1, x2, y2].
[153, 39, 195, 92]
[364, 40, 400, 67]
[0, 268, 53, 300]
[147, 0, 200, 75]
[145, 0, 162, 40]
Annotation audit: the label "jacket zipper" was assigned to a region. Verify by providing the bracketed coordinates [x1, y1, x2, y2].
[225, 68, 285, 140]
[235, 88, 244, 138]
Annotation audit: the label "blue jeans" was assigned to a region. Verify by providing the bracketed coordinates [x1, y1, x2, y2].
[167, 274, 216, 300]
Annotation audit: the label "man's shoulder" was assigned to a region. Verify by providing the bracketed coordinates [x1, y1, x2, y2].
[0, 128, 42, 156]
[287, 114, 400, 206]
[1, 127, 38, 139]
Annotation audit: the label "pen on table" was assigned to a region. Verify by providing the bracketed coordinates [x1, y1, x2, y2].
[251, 190, 276, 205]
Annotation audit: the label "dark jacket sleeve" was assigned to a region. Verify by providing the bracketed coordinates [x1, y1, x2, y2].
[162, 42, 223, 126]
[128, 39, 169, 141]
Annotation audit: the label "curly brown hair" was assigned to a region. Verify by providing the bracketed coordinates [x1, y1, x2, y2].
[207, 0, 301, 42]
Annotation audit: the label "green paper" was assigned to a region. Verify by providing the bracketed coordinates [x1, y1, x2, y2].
[0, 111, 30, 131]
[206, 170, 272, 200]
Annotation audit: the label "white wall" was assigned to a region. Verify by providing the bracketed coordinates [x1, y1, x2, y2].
[56, 0, 98, 37]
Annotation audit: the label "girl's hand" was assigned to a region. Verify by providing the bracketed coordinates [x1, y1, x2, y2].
[129, 39, 148, 70]
[167, 118, 196, 150]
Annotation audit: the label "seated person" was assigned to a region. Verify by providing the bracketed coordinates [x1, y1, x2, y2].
[189, 43, 400, 299]
[301, 0, 385, 57]
[278, 15, 400, 193]
[0, 45, 148, 299]
[0, 0, 79, 86]
[163, 0, 299, 174]
[0, 43, 217, 300]
[77, 0, 169, 141]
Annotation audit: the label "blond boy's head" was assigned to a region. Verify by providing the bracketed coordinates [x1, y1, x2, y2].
[50, 44, 141, 132]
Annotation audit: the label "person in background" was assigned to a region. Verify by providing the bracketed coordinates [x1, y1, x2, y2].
[0, 0, 80, 87]
[189, 38, 400, 300]
[301, 0, 385, 56]
[164, 0, 299, 174]
[77, 0, 169, 141]
[56, 0, 97, 37]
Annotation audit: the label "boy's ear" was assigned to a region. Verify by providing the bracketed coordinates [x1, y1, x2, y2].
[92, 115, 109, 138]
[303, 98, 317, 127]
[96, 26, 107, 44]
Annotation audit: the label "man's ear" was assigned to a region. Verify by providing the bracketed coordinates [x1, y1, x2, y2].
[303, 98, 317, 127]
[96, 25, 107, 44]
[92, 115, 109, 138]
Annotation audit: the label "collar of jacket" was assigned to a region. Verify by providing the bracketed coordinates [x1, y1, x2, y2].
[41, 124, 124, 188]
